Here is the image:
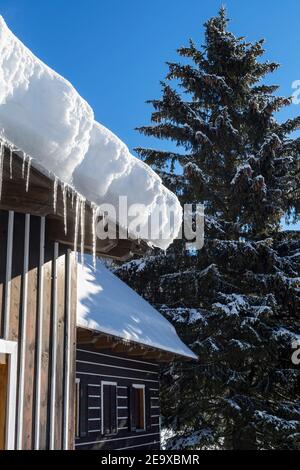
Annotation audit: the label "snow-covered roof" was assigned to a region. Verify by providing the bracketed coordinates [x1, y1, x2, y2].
[0, 16, 182, 249]
[77, 255, 197, 360]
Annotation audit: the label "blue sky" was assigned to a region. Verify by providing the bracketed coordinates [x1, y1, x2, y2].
[1, 0, 300, 227]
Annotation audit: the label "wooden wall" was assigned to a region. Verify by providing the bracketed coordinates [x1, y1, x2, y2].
[0, 210, 77, 450]
[75, 346, 161, 450]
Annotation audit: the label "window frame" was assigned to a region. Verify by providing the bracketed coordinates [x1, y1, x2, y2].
[101, 381, 117, 436]
[132, 384, 146, 432]
[0, 339, 18, 450]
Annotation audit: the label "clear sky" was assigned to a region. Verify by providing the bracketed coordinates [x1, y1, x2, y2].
[1, 0, 300, 227]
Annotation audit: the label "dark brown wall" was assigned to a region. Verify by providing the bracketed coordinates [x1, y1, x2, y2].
[0, 210, 77, 449]
[76, 346, 161, 450]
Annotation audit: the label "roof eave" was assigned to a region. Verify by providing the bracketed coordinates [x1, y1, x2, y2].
[77, 326, 198, 363]
[0, 143, 150, 261]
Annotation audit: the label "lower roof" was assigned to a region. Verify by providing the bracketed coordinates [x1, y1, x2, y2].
[77, 255, 197, 361]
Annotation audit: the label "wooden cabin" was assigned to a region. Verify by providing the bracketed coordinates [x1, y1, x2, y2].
[75, 257, 196, 450]
[0, 146, 146, 450]
[0, 145, 196, 451]
[0, 16, 195, 451]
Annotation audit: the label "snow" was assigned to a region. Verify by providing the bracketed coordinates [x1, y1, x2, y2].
[272, 327, 300, 343]
[160, 306, 205, 325]
[165, 429, 213, 449]
[77, 255, 197, 360]
[255, 411, 299, 433]
[231, 163, 253, 185]
[0, 16, 182, 249]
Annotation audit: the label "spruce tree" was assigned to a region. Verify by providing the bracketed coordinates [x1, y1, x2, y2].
[115, 8, 300, 449]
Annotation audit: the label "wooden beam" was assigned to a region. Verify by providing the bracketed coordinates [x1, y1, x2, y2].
[112, 342, 144, 354]
[125, 348, 150, 357]
[77, 329, 184, 362]
[94, 337, 118, 349]
[76, 328, 94, 344]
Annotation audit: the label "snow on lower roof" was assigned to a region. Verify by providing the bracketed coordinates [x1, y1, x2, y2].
[77, 255, 197, 360]
[0, 16, 182, 249]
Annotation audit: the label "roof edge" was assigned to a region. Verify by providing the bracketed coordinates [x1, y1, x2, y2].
[77, 326, 198, 362]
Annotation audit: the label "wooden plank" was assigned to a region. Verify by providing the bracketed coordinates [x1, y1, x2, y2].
[0, 211, 8, 338]
[54, 246, 66, 449]
[16, 213, 30, 450]
[68, 252, 77, 449]
[76, 361, 157, 382]
[63, 249, 72, 449]
[76, 349, 158, 373]
[75, 431, 161, 450]
[38, 235, 53, 449]
[34, 217, 45, 449]
[8, 213, 25, 342]
[49, 242, 59, 450]
[22, 215, 39, 449]
[3, 211, 14, 339]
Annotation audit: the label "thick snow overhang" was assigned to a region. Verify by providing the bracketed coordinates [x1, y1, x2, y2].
[0, 16, 182, 251]
[0, 144, 148, 260]
[77, 256, 197, 362]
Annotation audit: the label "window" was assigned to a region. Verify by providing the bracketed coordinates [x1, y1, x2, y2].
[131, 385, 145, 432]
[75, 379, 80, 438]
[101, 381, 117, 435]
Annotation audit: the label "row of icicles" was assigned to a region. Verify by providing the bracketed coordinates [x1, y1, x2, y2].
[0, 139, 31, 197]
[0, 139, 98, 269]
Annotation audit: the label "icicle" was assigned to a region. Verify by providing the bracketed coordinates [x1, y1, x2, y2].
[91, 203, 98, 269]
[25, 157, 32, 192]
[71, 189, 75, 208]
[0, 142, 4, 201]
[22, 153, 27, 178]
[80, 198, 86, 265]
[62, 182, 68, 235]
[9, 147, 13, 179]
[53, 177, 58, 213]
[74, 194, 80, 253]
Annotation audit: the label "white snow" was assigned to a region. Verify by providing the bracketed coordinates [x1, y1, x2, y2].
[160, 306, 205, 325]
[0, 16, 182, 249]
[77, 255, 197, 360]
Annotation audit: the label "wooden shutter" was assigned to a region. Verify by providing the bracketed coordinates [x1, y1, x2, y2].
[145, 386, 152, 431]
[102, 384, 111, 435]
[129, 386, 136, 431]
[102, 383, 117, 435]
[110, 385, 117, 434]
[79, 382, 88, 437]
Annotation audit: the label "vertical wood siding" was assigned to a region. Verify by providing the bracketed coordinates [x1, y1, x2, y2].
[0, 209, 77, 449]
[75, 347, 161, 450]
